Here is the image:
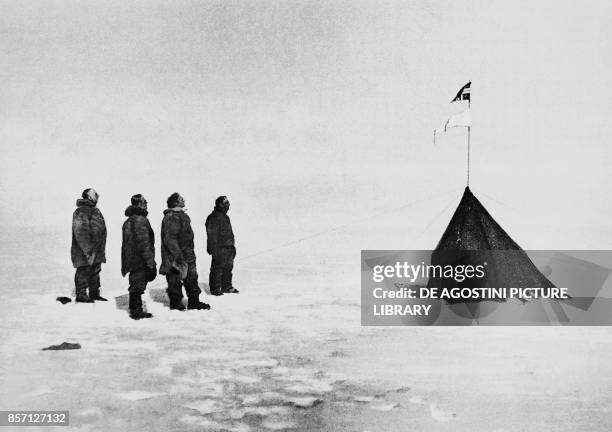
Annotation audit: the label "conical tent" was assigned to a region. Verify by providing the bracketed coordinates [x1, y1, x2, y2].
[427, 187, 555, 301]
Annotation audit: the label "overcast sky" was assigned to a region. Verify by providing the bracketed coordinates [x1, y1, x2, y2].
[1, 0, 611, 251]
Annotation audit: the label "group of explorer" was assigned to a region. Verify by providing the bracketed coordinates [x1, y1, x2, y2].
[71, 188, 238, 320]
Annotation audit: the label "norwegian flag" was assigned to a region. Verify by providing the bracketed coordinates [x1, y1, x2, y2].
[451, 81, 471, 103]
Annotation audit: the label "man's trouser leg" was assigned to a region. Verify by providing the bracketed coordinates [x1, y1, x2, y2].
[209, 255, 224, 294]
[87, 263, 103, 298]
[184, 262, 201, 298]
[184, 262, 209, 309]
[75, 266, 89, 292]
[221, 246, 236, 291]
[128, 269, 148, 310]
[75, 266, 92, 301]
[129, 269, 151, 318]
[166, 271, 185, 309]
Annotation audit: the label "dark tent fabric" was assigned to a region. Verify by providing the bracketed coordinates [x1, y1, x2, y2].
[427, 187, 555, 302]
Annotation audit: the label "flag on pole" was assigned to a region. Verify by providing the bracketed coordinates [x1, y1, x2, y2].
[433, 109, 471, 144]
[446, 108, 471, 128]
[451, 81, 471, 103]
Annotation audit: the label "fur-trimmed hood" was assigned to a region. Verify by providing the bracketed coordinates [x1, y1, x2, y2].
[76, 198, 96, 207]
[125, 205, 149, 217]
[163, 207, 186, 215]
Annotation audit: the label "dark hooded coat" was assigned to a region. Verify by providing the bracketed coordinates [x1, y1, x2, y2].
[160, 208, 196, 275]
[121, 205, 156, 277]
[71, 198, 107, 268]
[205, 207, 235, 255]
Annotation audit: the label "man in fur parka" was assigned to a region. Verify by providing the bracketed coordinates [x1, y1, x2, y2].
[160, 192, 211, 311]
[71, 188, 107, 302]
[121, 194, 157, 320]
[205, 195, 239, 296]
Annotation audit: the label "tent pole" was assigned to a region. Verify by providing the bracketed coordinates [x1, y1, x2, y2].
[467, 97, 471, 187]
[467, 126, 470, 187]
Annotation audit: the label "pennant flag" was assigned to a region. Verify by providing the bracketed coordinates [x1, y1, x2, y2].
[433, 109, 471, 144]
[446, 108, 471, 128]
[451, 81, 471, 103]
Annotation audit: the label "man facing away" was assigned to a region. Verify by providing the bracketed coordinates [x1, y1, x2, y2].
[121, 194, 156, 320]
[71, 188, 107, 302]
[160, 193, 211, 311]
[206, 196, 239, 296]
